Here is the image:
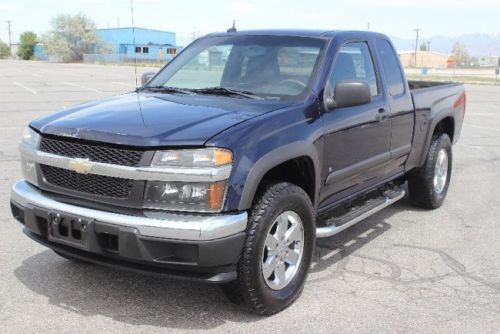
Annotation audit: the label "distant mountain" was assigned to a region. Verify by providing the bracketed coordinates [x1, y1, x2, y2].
[390, 33, 500, 57]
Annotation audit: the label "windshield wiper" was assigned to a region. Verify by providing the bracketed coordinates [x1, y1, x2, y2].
[191, 87, 264, 100]
[143, 86, 193, 95]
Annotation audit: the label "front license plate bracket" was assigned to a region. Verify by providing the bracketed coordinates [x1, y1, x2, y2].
[48, 211, 93, 250]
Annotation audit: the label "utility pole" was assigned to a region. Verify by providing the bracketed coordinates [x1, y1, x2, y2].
[427, 41, 431, 52]
[6, 20, 12, 56]
[414, 28, 420, 67]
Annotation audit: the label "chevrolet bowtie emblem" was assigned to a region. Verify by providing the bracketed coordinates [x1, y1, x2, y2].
[68, 158, 93, 174]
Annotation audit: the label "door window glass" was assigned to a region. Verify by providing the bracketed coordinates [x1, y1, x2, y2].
[329, 42, 379, 97]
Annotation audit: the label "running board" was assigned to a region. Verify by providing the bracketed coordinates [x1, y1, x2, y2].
[316, 189, 406, 238]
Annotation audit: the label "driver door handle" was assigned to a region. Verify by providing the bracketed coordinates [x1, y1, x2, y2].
[376, 108, 388, 121]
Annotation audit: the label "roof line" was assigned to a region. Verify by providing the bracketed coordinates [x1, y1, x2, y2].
[97, 27, 175, 34]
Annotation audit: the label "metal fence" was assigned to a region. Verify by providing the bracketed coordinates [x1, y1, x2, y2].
[83, 53, 169, 65]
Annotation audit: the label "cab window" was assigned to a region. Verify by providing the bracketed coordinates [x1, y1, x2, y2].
[375, 39, 405, 96]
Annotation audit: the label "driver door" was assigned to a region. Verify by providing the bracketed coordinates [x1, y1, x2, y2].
[319, 41, 391, 206]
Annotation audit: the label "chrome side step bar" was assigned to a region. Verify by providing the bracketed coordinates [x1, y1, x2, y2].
[316, 189, 406, 238]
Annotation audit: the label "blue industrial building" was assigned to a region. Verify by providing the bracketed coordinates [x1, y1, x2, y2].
[35, 27, 181, 63]
[97, 27, 179, 61]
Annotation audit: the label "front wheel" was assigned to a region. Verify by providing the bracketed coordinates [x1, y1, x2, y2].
[231, 182, 315, 315]
[408, 133, 453, 209]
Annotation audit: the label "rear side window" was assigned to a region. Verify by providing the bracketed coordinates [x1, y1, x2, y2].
[376, 39, 405, 96]
[329, 42, 379, 97]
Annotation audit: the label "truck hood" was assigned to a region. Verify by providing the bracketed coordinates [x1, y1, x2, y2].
[31, 92, 289, 147]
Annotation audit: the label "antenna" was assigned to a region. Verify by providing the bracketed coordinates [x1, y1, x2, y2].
[129, 0, 145, 126]
[130, 0, 138, 89]
[227, 20, 236, 33]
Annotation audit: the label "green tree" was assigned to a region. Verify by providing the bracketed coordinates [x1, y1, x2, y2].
[419, 42, 428, 51]
[0, 39, 10, 58]
[17, 31, 38, 60]
[451, 42, 470, 67]
[42, 13, 112, 62]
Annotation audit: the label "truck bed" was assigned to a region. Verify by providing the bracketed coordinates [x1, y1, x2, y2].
[408, 80, 457, 90]
[409, 80, 465, 114]
[406, 80, 465, 171]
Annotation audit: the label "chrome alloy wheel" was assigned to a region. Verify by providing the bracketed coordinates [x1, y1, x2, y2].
[261, 211, 304, 290]
[434, 148, 449, 194]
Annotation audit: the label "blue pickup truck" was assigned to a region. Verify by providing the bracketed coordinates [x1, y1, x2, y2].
[10, 30, 465, 315]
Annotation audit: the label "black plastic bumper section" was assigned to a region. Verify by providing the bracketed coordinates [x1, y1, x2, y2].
[11, 200, 245, 283]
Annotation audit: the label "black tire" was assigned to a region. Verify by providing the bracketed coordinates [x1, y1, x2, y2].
[408, 133, 452, 209]
[230, 182, 315, 315]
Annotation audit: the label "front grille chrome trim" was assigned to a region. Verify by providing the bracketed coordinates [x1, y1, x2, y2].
[20, 143, 232, 183]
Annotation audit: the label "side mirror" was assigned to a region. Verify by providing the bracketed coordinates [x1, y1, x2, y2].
[141, 72, 156, 87]
[334, 80, 371, 108]
[328, 80, 371, 110]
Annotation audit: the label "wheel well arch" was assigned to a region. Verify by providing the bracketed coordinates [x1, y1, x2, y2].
[237, 144, 320, 212]
[433, 116, 455, 141]
[253, 156, 316, 205]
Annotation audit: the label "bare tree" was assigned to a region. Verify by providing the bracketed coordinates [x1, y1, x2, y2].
[42, 13, 112, 62]
[451, 42, 470, 68]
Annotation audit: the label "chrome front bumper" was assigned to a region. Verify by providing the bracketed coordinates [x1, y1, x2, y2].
[11, 180, 248, 241]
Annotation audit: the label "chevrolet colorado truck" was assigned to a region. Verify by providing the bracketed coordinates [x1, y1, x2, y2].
[10, 30, 465, 315]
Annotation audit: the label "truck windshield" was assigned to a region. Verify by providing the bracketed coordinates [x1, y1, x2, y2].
[146, 35, 326, 100]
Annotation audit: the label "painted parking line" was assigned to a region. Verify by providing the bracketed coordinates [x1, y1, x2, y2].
[63, 82, 100, 93]
[13, 82, 37, 94]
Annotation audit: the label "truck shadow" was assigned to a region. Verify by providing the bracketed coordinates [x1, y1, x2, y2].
[309, 198, 414, 284]
[13, 199, 414, 329]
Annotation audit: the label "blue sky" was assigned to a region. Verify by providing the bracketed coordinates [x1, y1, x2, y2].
[1, 0, 499, 46]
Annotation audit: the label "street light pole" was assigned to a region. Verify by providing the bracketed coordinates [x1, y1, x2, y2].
[414, 28, 420, 67]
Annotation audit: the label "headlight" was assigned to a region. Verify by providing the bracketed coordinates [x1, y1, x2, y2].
[20, 127, 40, 186]
[146, 148, 232, 212]
[143, 181, 227, 212]
[22, 127, 41, 148]
[152, 148, 232, 167]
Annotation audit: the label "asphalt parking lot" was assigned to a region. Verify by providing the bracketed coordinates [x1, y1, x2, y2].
[0, 59, 499, 333]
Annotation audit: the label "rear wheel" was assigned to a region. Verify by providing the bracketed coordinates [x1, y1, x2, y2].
[227, 182, 315, 315]
[408, 133, 452, 209]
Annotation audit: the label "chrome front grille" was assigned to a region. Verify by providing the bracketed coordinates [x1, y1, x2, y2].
[40, 164, 134, 199]
[39, 137, 144, 167]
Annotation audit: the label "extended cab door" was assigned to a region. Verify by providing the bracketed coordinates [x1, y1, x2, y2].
[374, 39, 415, 174]
[319, 41, 392, 206]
